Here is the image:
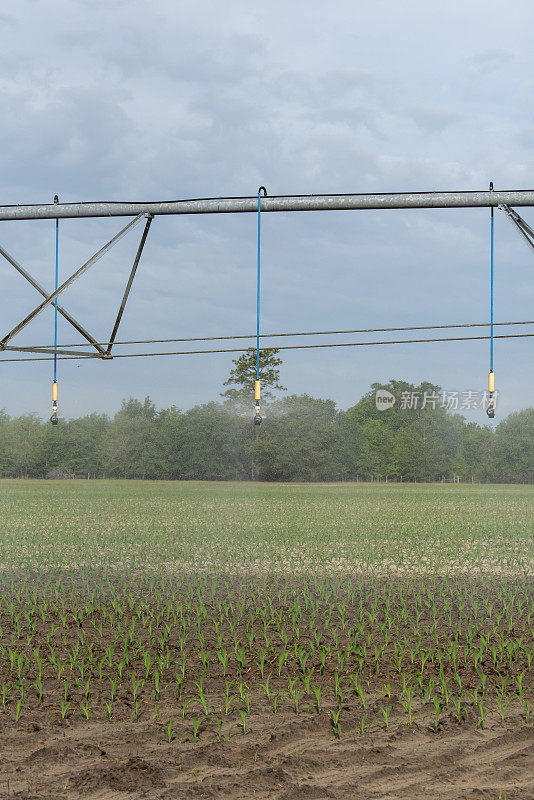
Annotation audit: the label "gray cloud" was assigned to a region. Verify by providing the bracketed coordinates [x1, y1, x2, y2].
[408, 108, 464, 135]
[466, 49, 513, 73]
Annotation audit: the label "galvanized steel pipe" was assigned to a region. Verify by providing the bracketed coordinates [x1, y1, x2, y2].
[1, 190, 534, 221]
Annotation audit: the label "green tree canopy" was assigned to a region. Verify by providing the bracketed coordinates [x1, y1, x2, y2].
[221, 348, 286, 402]
[0, 384, 532, 484]
[254, 394, 342, 481]
[492, 408, 534, 483]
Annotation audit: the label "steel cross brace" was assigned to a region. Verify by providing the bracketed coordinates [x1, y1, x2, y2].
[0, 242, 106, 356]
[0, 212, 152, 357]
[499, 204, 534, 256]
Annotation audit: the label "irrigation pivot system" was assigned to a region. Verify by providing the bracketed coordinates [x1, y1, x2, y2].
[1, 188, 534, 422]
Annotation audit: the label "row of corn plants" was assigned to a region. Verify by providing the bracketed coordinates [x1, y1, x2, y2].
[0, 570, 531, 739]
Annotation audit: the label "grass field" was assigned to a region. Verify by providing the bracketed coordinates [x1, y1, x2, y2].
[0, 480, 532, 799]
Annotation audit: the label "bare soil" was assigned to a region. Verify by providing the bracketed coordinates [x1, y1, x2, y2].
[1, 703, 533, 799]
[0, 575, 532, 799]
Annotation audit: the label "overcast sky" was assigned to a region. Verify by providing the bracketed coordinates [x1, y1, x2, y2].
[1, 0, 533, 423]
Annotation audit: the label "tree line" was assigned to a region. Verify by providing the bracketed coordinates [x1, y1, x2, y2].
[0, 380, 532, 482]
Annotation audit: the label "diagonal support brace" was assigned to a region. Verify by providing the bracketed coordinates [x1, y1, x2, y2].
[0, 213, 145, 349]
[0, 242, 107, 356]
[499, 204, 534, 256]
[106, 215, 153, 355]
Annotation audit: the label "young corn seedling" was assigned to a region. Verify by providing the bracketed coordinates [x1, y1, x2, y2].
[330, 708, 341, 738]
[131, 675, 144, 703]
[400, 672, 412, 695]
[238, 709, 249, 735]
[278, 650, 289, 676]
[174, 676, 184, 701]
[213, 717, 224, 742]
[108, 677, 119, 702]
[256, 648, 268, 678]
[379, 704, 392, 730]
[475, 667, 487, 696]
[236, 646, 246, 675]
[289, 686, 303, 713]
[311, 684, 322, 712]
[192, 716, 203, 742]
[302, 668, 314, 695]
[515, 669, 526, 701]
[153, 670, 161, 702]
[414, 670, 424, 697]
[132, 698, 143, 722]
[400, 688, 414, 725]
[432, 697, 443, 731]
[217, 648, 229, 677]
[13, 698, 24, 722]
[259, 674, 272, 700]
[355, 682, 367, 708]
[2, 683, 12, 708]
[199, 648, 209, 675]
[476, 698, 486, 728]
[164, 717, 176, 744]
[33, 676, 44, 703]
[192, 681, 210, 715]
[224, 692, 237, 716]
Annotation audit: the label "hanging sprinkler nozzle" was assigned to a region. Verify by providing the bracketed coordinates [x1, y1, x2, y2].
[486, 369, 495, 418]
[50, 380, 59, 425]
[254, 379, 262, 425]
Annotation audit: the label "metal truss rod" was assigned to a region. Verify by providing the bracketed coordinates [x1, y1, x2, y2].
[10, 318, 534, 351]
[1, 330, 533, 363]
[0, 213, 145, 349]
[2, 190, 534, 221]
[2, 345, 99, 357]
[499, 204, 534, 255]
[106, 215, 153, 355]
[0, 242, 106, 355]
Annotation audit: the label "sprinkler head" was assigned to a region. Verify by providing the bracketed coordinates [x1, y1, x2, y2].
[254, 413, 263, 426]
[50, 412, 59, 426]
